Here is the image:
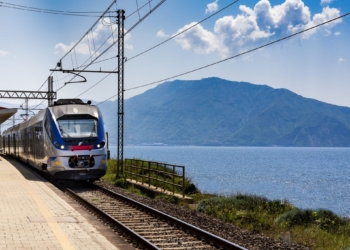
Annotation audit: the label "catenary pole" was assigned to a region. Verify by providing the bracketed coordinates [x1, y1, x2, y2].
[117, 9, 125, 177]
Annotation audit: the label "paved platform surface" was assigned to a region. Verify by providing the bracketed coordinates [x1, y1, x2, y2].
[0, 156, 131, 250]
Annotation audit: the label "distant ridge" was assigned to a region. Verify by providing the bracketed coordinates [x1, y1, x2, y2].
[100, 77, 350, 146]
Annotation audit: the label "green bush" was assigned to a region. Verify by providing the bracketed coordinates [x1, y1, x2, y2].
[114, 176, 128, 188]
[196, 194, 289, 232]
[276, 208, 343, 231]
[197, 194, 292, 214]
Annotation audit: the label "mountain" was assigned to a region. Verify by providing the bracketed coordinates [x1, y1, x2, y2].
[3, 78, 349, 147]
[101, 77, 350, 147]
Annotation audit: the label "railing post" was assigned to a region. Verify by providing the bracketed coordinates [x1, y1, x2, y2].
[142, 160, 144, 185]
[155, 162, 158, 190]
[172, 165, 175, 195]
[124, 159, 127, 179]
[182, 166, 185, 198]
[148, 161, 151, 187]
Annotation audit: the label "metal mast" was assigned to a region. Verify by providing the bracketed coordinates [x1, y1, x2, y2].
[48, 76, 54, 106]
[117, 9, 125, 176]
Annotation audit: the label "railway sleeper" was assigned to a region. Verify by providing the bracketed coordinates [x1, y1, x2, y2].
[131, 226, 172, 231]
[138, 232, 182, 236]
[103, 211, 148, 216]
[106, 214, 151, 219]
[103, 207, 136, 211]
[123, 221, 168, 226]
[123, 221, 164, 226]
[162, 247, 216, 250]
[140, 234, 189, 239]
[116, 217, 158, 221]
[137, 230, 178, 235]
[153, 241, 204, 247]
[146, 237, 203, 244]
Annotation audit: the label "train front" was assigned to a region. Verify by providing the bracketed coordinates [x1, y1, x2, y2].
[46, 99, 107, 181]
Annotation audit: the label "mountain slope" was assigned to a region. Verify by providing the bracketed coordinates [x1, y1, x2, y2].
[101, 77, 350, 146]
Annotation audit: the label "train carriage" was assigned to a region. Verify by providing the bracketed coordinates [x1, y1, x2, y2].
[2, 99, 107, 181]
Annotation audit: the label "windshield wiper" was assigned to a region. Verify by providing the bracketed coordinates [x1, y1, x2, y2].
[59, 125, 71, 138]
[90, 124, 97, 137]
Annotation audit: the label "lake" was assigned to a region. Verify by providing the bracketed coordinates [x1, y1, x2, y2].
[109, 146, 350, 217]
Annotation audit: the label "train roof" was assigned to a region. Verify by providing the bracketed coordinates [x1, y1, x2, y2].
[52, 99, 92, 106]
[0, 108, 17, 125]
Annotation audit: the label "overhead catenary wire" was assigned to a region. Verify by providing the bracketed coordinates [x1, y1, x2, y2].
[127, 0, 239, 62]
[126, 0, 154, 19]
[74, 0, 239, 69]
[0, 1, 114, 17]
[59, 0, 166, 93]
[71, 0, 239, 99]
[59, 0, 117, 62]
[75, 69, 117, 98]
[29, 1, 120, 103]
[64, 0, 158, 71]
[1, 1, 119, 123]
[96, 11, 350, 105]
[30, 0, 164, 111]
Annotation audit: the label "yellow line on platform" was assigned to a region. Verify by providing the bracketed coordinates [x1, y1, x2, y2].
[14, 163, 75, 250]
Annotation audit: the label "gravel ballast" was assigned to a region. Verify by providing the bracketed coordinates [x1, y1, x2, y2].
[96, 180, 311, 250]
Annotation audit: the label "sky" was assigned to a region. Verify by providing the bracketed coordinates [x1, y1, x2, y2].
[0, 0, 349, 129]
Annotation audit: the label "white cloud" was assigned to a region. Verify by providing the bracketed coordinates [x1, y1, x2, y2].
[54, 18, 133, 55]
[334, 31, 341, 36]
[156, 30, 170, 38]
[205, 0, 219, 14]
[0, 50, 9, 57]
[174, 22, 227, 55]
[321, 0, 333, 5]
[174, 0, 342, 57]
[338, 58, 346, 62]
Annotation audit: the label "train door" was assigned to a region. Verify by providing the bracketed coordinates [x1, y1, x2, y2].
[27, 127, 31, 162]
[7, 134, 10, 154]
[13, 133, 16, 156]
[23, 128, 28, 160]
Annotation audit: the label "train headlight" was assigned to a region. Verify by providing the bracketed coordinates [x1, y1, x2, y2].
[54, 142, 65, 150]
[96, 141, 105, 148]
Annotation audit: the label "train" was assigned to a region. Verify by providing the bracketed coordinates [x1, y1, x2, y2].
[2, 98, 107, 181]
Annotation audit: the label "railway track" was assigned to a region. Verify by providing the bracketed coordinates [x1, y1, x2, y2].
[63, 182, 247, 250]
[3, 155, 310, 249]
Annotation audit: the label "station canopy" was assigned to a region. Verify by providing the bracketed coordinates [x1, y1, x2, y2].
[0, 107, 17, 125]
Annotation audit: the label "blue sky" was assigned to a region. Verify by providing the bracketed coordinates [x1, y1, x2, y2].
[0, 0, 349, 126]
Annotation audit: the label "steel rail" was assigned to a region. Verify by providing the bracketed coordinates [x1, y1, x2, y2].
[64, 187, 160, 250]
[95, 184, 247, 250]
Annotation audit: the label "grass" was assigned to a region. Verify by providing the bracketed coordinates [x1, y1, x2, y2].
[102, 158, 118, 182]
[197, 194, 350, 249]
[102, 158, 350, 249]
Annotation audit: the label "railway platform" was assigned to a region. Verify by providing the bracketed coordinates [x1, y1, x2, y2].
[0, 155, 130, 250]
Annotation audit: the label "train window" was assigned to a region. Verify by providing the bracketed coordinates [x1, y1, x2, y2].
[44, 113, 53, 141]
[35, 121, 44, 159]
[57, 119, 97, 138]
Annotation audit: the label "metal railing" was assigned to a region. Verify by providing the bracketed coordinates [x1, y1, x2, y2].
[125, 159, 185, 198]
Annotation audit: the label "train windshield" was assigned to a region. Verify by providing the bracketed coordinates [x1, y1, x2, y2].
[57, 119, 97, 138]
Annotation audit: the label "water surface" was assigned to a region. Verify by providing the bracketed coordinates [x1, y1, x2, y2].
[109, 146, 350, 217]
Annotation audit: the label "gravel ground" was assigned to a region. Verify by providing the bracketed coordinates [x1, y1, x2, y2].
[96, 180, 311, 250]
